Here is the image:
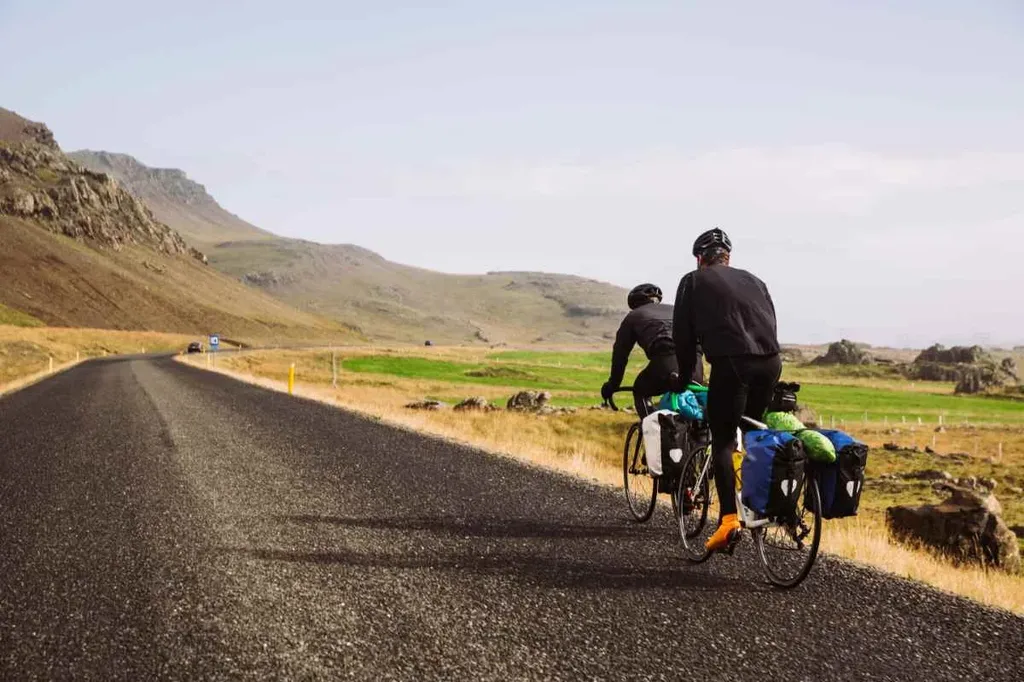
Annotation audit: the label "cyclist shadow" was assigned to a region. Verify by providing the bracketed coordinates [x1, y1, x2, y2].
[272, 514, 669, 541]
[221, 514, 759, 595]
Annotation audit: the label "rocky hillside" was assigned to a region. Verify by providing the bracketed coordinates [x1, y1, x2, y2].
[68, 150, 271, 248]
[74, 151, 629, 345]
[0, 107, 355, 343]
[0, 109, 204, 260]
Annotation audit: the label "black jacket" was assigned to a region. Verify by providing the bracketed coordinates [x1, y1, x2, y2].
[672, 265, 779, 382]
[608, 302, 703, 387]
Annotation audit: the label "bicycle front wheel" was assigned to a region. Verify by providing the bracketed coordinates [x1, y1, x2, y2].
[675, 445, 716, 563]
[623, 422, 657, 522]
[753, 477, 823, 588]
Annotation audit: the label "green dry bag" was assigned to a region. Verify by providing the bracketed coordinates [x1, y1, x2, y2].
[763, 411, 837, 464]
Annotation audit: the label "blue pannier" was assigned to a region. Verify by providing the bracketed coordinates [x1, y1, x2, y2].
[741, 430, 807, 518]
[807, 430, 868, 519]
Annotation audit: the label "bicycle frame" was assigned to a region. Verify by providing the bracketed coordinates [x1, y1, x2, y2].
[689, 416, 773, 531]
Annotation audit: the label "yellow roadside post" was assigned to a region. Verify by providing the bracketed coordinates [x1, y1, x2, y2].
[288, 363, 296, 395]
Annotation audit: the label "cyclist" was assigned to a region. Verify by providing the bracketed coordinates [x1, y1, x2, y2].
[601, 283, 704, 418]
[671, 228, 782, 553]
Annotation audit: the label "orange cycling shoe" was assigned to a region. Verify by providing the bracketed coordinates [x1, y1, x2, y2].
[705, 514, 741, 553]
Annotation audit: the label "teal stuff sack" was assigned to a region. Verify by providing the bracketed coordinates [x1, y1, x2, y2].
[658, 390, 705, 421]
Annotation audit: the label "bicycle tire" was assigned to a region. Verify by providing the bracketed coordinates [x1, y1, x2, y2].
[753, 477, 823, 588]
[675, 445, 715, 563]
[623, 422, 657, 522]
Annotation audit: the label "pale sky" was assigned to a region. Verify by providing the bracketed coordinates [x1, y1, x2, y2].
[2, 0, 1022, 347]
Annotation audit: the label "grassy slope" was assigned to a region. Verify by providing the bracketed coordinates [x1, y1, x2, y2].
[0, 216, 359, 345]
[207, 238, 626, 345]
[0, 302, 43, 327]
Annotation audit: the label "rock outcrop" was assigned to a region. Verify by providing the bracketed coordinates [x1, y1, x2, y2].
[904, 344, 1018, 394]
[506, 390, 552, 412]
[68, 150, 217, 208]
[886, 487, 1021, 573]
[453, 397, 499, 412]
[0, 108, 205, 261]
[811, 339, 872, 366]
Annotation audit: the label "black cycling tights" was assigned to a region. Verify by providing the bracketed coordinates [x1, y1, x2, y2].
[632, 355, 678, 417]
[707, 354, 783, 516]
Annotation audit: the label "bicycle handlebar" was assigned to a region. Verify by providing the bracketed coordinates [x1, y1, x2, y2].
[602, 386, 634, 412]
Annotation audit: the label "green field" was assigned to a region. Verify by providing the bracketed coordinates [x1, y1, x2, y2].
[339, 350, 1024, 426]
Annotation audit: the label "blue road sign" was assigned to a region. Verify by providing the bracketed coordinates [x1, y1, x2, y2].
[209, 334, 220, 350]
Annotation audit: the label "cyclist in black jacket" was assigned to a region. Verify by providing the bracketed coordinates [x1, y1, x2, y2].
[602, 284, 704, 417]
[672, 228, 782, 553]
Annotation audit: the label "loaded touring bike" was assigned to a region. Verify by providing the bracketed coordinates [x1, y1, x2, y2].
[605, 387, 706, 523]
[674, 414, 823, 588]
[607, 385, 823, 588]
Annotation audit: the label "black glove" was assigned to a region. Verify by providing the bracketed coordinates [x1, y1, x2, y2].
[667, 372, 685, 393]
[601, 382, 616, 401]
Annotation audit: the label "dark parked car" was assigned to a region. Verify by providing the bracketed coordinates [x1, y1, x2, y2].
[187, 342, 203, 354]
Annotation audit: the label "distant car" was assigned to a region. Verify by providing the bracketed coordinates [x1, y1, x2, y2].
[187, 342, 203, 354]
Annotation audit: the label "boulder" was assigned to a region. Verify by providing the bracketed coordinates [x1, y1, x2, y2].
[404, 399, 449, 411]
[506, 390, 551, 412]
[811, 339, 872, 366]
[886, 487, 1021, 573]
[453, 397, 498, 412]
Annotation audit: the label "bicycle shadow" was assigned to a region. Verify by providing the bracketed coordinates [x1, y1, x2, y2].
[272, 513, 669, 541]
[220, 513, 758, 594]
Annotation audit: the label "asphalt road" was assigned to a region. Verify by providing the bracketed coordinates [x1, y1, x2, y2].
[1, 357, 1021, 681]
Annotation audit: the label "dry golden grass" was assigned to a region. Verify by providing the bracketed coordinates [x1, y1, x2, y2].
[0, 325, 197, 390]
[182, 350, 1024, 614]
[823, 517, 1024, 614]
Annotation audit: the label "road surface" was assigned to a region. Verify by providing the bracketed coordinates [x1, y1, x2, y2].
[1, 357, 1021, 681]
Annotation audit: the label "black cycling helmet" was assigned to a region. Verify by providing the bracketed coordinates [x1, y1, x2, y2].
[627, 283, 662, 310]
[692, 227, 733, 258]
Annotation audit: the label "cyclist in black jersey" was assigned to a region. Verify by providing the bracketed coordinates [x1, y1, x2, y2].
[602, 284, 704, 417]
[672, 228, 782, 553]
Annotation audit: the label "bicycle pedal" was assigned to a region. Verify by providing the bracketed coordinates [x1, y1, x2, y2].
[724, 529, 741, 555]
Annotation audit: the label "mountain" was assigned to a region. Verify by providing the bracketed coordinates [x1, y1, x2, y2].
[0, 107, 356, 344]
[71, 152, 628, 344]
[68, 150, 272, 249]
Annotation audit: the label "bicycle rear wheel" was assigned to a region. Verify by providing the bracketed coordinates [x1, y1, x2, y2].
[623, 422, 657, 522]
[675, 445, 716, 563]
[753, 478, 822, 588]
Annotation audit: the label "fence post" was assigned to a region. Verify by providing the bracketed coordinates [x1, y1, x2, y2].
[332, 351, 337, 388]
[76, 350, 80, 363]
[288, 363, 296, 395]
[49, 356, 53, 373]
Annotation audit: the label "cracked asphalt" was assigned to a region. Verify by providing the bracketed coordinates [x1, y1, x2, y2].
[1, 356, 1021, 681]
